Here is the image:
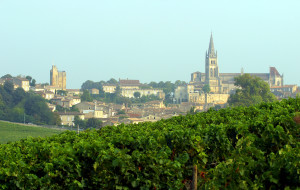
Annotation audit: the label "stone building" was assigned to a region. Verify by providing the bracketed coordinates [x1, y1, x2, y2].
[12, 77, 30, 92]
[175, 34, 284, 105]
[103, 84, 117, 93]
[119, 79, 140, 89]
[50, 65, 66, 90]
[58, 112, 84, 126]
[118, 79, 165, 99]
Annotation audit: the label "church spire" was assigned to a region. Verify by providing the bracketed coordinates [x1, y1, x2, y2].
[208, 33, 216, 57]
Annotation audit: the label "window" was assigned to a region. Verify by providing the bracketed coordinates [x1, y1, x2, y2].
[210, 68, 213, 77]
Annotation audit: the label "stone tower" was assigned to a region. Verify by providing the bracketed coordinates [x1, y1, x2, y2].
[50, 65, 66, 90]
[205, 33, 222, 93]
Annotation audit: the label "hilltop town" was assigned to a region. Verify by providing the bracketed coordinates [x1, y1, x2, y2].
[1, 35, 299, 128]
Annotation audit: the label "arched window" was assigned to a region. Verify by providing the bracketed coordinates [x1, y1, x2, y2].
[210, 68, 213, 77]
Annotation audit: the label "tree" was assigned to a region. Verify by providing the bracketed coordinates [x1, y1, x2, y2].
[139, 84, 151, 89]
[149, 82, 158, 88]
[13, 87, 26, 105]
[107, 78, 118, 85]
[81, 80, 104, 92]
[74, 115, 86, 128]
[0, 94, 6, 118]
[175, 80, 187, 87]
[56, 90, 68, 96]
[117, 110, 126, 115]
[134, 91, 141, 99]
[203, 84, 211, 94]
[24, 93, 57, 124]
[26, 76, 36, 87]
[52, 112, 61, 126]
[115, 86, 121, 96]
[86, 118, 102, 129]
[81, 90, 93, 102]
[25, 76, 32, 82]
[0, 85, 13, 107]
[56, 105, 67, 112]
[30, 79, 36, 87]
[4, 80, 14, 95]
[228, 74, 276, 107]
[81, 80, 95, 90]
[1, 74, 12, 79]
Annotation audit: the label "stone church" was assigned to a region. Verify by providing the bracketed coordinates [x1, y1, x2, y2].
[175, 34, 284, 105]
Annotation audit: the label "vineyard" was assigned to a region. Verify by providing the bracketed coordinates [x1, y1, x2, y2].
[0, 121, 63, 144]
[0, 98, 299, 189]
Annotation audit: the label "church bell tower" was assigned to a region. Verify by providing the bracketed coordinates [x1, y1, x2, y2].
[205, 33, 221, 93]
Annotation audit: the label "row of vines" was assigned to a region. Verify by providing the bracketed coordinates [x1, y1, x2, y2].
[0, 98, 299, 189]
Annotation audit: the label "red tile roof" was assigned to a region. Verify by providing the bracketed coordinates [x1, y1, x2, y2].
[119, 79, 140, 86]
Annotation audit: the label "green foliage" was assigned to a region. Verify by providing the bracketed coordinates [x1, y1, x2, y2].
[0, 83, 58, 125]
[81, 80, 103, 91]
[56, 105, 79, 113]
[107, 78, 118, 85]
[24, 93, 57, 125]
[26, 76, 36, 86]
[228, 74, 276, 107]
[56, 90, 68, 96]
[1, 74, 12, 79]
[4, 80, 14, 95]
[81, 90, 93, 102]
[74, 115, 86, 128]
[175, 80, 187, 87]
[133, 91, 141, 98]
[117, 110, 126, 115]
[55, 105, 66, 112]
[203, 84, 211, 94]
[25, 75, 32, 82]
[99, 93, 160, 105]
[0, 98, 299, 189]
[13, 87, 26, 105]
[86, 118, 102, 129]
[30, 79, 36, 87]
[73, 117, 102, 129]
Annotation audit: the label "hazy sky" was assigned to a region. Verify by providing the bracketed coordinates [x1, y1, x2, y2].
[0, 0, 299, 89]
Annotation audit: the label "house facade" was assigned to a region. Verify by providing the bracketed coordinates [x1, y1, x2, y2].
[58, 112, 84, 126]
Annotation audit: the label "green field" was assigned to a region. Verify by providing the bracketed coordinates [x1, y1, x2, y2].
[0, 121, 64, 144]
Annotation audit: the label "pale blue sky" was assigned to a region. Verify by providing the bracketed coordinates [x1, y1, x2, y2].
[0, 0, 299, 89]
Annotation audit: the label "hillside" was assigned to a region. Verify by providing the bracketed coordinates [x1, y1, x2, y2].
[0, 98, 299, 189]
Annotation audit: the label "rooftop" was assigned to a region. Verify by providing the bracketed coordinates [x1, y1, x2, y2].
[119, 79, 140, 86]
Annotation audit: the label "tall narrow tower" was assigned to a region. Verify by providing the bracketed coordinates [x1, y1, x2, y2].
[50, 65, 58, 87]
[50, 65, 66, 90]
[205, 33, 221, 93]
